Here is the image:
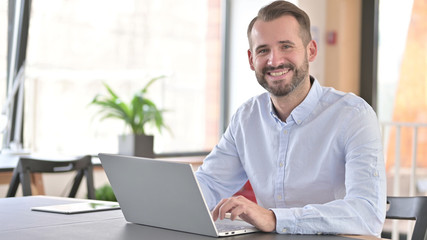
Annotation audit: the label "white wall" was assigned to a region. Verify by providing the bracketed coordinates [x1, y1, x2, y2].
[228, 0, 273, 120]
[299, 0, 326, 85]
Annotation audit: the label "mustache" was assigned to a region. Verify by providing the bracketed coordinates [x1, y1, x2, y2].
[262, 64, 295, 74]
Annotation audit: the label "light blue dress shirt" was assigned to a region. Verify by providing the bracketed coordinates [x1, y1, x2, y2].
[195, 77, 386, 236]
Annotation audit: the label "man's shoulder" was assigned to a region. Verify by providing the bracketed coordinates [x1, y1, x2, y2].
[230, 92, 271, 124]
[320, 86, 372, 113]
[236, 92, 270, 112]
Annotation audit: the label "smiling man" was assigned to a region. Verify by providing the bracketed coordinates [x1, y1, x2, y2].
[195, 0, 386, 237]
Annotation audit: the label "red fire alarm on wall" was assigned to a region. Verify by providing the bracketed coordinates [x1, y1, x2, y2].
[327, 31, 337, 45]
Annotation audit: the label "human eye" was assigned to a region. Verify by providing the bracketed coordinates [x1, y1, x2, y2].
[257, 48, 269, 55]
[282, 44, 292, 50]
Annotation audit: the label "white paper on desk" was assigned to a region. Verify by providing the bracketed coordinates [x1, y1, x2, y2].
[31, 202, 120, 214]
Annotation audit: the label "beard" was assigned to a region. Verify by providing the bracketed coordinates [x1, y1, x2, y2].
[256, 57, 309, 97]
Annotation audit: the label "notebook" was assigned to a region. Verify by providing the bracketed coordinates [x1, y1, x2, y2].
[31, 202, 120, 214]
[98, 153, 259, 237]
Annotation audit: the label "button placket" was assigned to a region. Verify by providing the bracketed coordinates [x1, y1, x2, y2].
[275, 125, 290, 208]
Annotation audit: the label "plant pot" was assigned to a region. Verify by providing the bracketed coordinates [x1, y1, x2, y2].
[118, 134, 154, 158]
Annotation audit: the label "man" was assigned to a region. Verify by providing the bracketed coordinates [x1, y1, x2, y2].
[195, 0, 386, 236]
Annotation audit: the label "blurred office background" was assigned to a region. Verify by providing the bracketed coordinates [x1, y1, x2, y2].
[1, 0, 426, 195]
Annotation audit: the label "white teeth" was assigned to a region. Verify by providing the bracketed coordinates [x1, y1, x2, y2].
[270, 69, 289, 76]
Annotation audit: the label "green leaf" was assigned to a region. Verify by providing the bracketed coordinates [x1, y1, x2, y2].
[95, 184, 117, 201]
[89, 77, 169, 135]
[142, 75, 165, 93]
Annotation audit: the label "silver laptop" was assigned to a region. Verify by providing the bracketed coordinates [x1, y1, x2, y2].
[98, 153, 259, 237]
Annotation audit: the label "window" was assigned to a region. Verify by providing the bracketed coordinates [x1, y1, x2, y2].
[16, 0, 221, 155]
[378, 0, 427, 170]
[0, 1, 7, 147]
[377, 0, 413, 123]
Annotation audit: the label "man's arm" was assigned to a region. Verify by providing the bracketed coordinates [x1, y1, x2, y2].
[195, 112, 249, 210]
[270, 105, 386, 236]
[209, 104, 386, 236]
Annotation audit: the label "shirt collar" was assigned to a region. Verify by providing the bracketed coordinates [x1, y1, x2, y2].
[290, 76, 322, 125]
[269, 76, 323, 126]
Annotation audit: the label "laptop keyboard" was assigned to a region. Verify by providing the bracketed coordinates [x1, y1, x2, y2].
[215, 221, 251, 232]
[216, 223, 248, 232]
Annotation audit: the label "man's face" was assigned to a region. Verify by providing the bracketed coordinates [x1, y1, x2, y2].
[248, 15, 316, 97]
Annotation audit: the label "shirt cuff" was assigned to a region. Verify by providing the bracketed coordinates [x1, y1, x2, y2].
[270, 208, 297, 234]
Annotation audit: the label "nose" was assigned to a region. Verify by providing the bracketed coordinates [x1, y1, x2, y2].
[267, 49, 285, 67]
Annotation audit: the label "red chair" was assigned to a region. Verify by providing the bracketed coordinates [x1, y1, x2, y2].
[233, 181, 257, 203]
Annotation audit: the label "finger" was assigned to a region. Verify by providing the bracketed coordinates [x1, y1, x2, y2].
[218, 198, 238, 220]
[229, 205, 246, 221]
[220, 196, 249, 220]
[219, 201, 233, 220]
[212, 198, 227, 221]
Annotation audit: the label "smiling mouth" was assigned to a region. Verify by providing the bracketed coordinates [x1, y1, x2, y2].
[268, 68, 290, 77]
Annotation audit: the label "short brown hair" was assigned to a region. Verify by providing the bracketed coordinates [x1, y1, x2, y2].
[247, 1, 312, 47]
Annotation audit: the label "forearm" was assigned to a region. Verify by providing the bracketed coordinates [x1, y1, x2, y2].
[271, 197, 385, 236]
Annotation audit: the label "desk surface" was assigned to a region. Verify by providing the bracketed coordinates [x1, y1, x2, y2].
[0, 196, 383, 240]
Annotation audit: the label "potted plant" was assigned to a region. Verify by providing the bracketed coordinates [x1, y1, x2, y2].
[94, 183, 117, 201]
[90, 76, 167, 157]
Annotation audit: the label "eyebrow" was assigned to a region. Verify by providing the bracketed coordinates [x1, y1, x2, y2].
[278, 40, 295, 45]
[254, 44, 268, 53]
[254, 40, 296, 53]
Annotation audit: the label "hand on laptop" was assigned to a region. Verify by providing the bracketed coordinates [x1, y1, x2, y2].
[211, 195, 276, 232]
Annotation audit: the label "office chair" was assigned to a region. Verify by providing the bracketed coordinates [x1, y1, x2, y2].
[386, 196, 427, 240]
[6, 155, 95, 199]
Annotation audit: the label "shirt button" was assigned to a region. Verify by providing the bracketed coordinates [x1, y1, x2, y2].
[374, 171, 379, 177]
[279, 162, 284, 168]
[283, 130, 288, 134]
[277, 195, 282, 200]
[282, 228, 287, 233]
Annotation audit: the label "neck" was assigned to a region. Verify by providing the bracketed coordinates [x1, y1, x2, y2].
[271, 76, 312, 122]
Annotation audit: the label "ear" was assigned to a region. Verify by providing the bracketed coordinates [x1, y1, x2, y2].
[248, 49, 255, 71]
[307, 40, 317, 62]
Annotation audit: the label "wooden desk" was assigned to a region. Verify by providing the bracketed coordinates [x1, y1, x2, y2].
[0, 196, 384, 240]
